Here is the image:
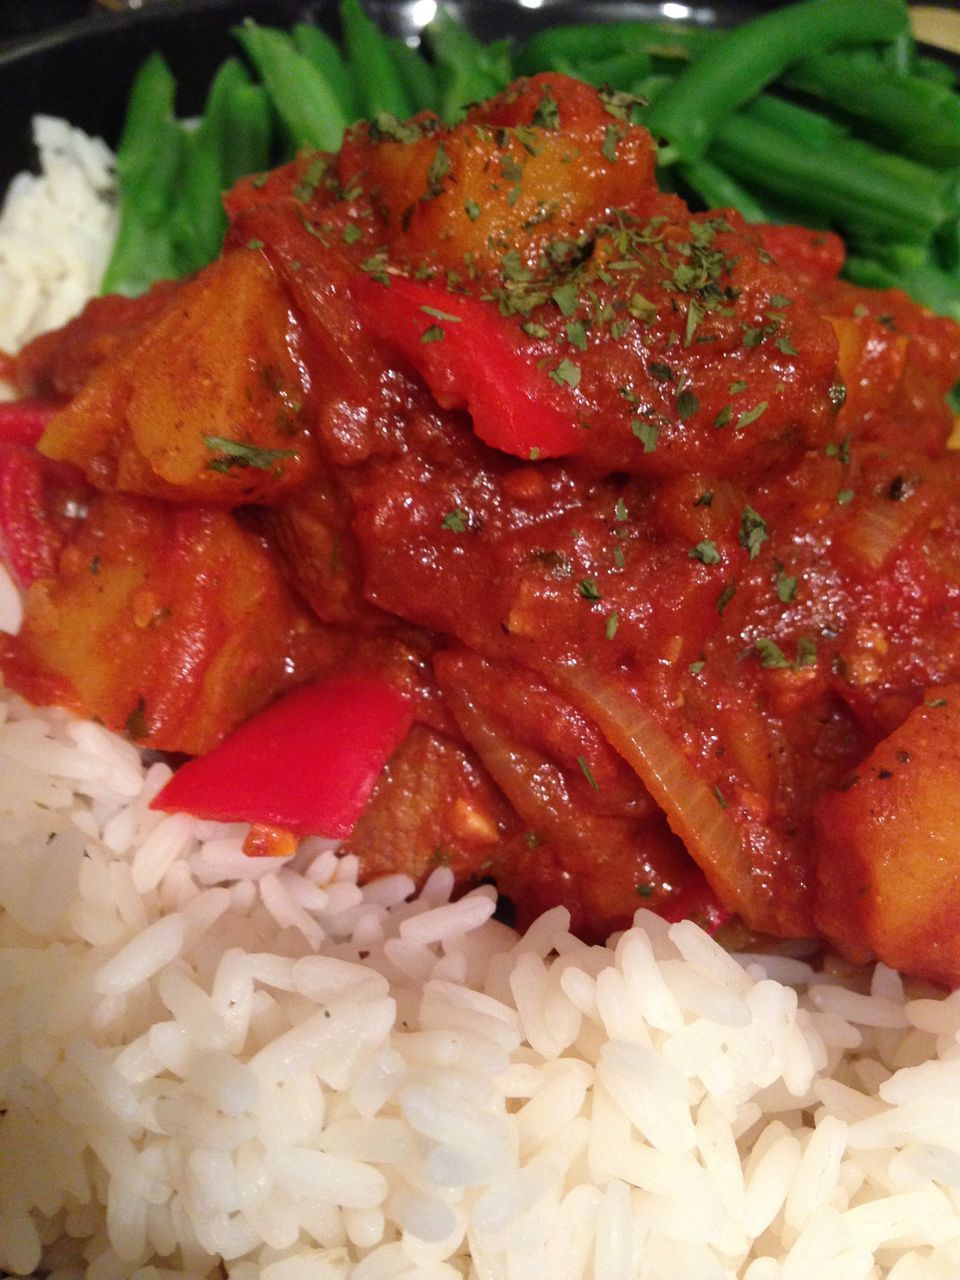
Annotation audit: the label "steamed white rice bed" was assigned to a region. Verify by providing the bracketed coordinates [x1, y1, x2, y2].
[2, 119, 960, 1280]
[0, 116, 117, 358]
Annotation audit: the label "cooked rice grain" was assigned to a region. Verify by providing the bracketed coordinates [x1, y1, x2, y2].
[3, 686, 960, 1278]
[0, 116, 117, 356]
[3, 118, 960, 1280]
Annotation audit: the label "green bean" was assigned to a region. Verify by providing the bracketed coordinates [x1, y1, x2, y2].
[293, 22, 360, 123]
[340, 0, 413, 120]
[171, 132, 222, 275]
[387, 37, 441, 115]
[742, 94, 846, 148]
[846, 253, 960, 322]
[570, 49, 653, 90]
[646, 0, 909, 163]
[709, 112, 947, 246]
[219, 81, 272, 185]
[741, 94, 952, 205]
[102, 53, 185, 294]
[112, 52, 183, 226]
[678, 158, 773, 222]
[935, 216, 960, 275]
[836, 139, 953, 203]
[782, 52, 960, 167]
[171, 59, 270, 274]
[516, 21, 714, 75]
[913, 54, 957, 89]
[424, 11, 513, 120]
[101, 206, 182, 297]
[235, 20, 349, 151]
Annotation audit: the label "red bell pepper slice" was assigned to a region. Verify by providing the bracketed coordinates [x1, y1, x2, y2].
[351, 274, 583, 460]
[0, 398, 61, 447]
[151, 675, 414, 839]
[0, 444, 87, 588]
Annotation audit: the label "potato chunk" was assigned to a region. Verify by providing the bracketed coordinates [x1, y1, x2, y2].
[39, 249, 318, 505]
[0, 492, 322, 755]
[814, 686, 960, 986]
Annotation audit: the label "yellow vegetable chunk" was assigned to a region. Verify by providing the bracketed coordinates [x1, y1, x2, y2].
[0, 492, 324, 755]
[39, 249, 318, 505]
[814, 686, 960, 986]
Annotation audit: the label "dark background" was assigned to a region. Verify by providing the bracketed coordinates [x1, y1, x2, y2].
[0, 0, 782, 176]
[0, 0, 943, 179]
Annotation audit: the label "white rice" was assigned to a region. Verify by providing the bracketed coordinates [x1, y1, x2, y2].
[0, 116, 117, 356]
[2, 119, 960, 1280]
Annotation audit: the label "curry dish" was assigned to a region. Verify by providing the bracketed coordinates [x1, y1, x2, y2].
[3, 76, 960, 983]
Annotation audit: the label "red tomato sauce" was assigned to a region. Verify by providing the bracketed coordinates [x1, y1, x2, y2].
[3, 75, 960, 979]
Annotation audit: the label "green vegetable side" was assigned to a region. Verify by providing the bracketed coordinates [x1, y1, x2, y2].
[103, 0, 960, 335]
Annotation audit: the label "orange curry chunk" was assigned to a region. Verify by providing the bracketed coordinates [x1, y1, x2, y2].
[814, 687, 960, 987]
[38, 249, 319, 505]
[4, 74, 960, 976]
[0, 493, 324, 755]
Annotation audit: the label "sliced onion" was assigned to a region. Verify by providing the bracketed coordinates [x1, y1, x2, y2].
[549, 664, 756, 922]
[840, 498, 924, 571]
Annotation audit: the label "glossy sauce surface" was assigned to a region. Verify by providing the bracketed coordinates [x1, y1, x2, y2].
[5, 75, 960, 977]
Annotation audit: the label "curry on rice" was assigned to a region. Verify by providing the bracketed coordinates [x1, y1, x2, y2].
[3, 75, 960, 983]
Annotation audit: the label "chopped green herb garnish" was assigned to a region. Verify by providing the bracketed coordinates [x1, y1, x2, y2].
[369, 112, 423, 144]
[717, 580, 737, 614]
[441, 507, 468, 533]
[735, 400, 768, 430]
[776, 570, 797, 604]
[605, 610, 620, 639]
[552, 282, 579, 316]
[599, 87, 646, 122]
[676, 389, 700, 421]
[577, 754, 600, 790]
[204, 436, 296, 472]
[691, 539, 720, 565]
[549, 359, 581, 388]
[424, 142, 451, 199]
[755, 637, 790, 668]
[631, 419, 659, 452]
[796, 636, 817, 667]
[420, 305, 462, 323]
[579, 578, 601, 600]
[421, 324, 445, 343]
[464, 198, 481, 221]
[532, 88, 560, 130]
[566, 319, 588, 350]
[601, 125, 621, 162]
[739, 506, 768, 560]
[837, 488, 854, 505]
[629, 293, 657, 322]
